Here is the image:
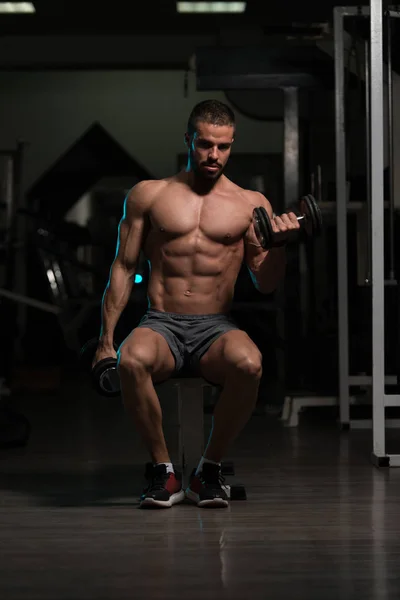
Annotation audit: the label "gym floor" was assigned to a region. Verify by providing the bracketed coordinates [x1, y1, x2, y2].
[1, 373, 400, 600]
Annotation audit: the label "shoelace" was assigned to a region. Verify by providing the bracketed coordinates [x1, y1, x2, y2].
[147, 471, 169, 491]
[201, 471, 226, 489]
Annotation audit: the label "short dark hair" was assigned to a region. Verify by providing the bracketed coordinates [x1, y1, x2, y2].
[187, 99, 235, 136]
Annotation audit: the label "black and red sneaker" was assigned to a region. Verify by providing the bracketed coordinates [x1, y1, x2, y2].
[140, 463, 185, 509]
[185, 462, 229, 508]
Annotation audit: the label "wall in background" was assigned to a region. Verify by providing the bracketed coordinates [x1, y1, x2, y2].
[0, 69, 283, 200]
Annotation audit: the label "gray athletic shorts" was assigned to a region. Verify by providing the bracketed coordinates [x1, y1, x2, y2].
[136, 308, 240, 375]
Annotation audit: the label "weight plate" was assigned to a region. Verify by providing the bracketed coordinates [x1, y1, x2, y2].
[306, 194, 323, 235]
[92, 357, 120, 397]
[99, 367, 120, 395]
[253, 208, 265, 247]
[253, 206, 274, 249]
[300, 194, 322, 238]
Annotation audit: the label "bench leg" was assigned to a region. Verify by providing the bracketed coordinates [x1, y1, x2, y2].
[281, 396, 292, 422]
[176, 381, 205, 475]
[287, 401, 300, 427]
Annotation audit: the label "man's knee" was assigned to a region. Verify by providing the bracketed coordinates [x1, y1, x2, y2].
[118, 344, 155, 378]
[230, 350, 263, 381]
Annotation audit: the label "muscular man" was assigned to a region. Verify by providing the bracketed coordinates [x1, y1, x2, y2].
[94, 99, 299, 509]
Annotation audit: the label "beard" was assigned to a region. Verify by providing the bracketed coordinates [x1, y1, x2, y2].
[191, 157, 224, 181]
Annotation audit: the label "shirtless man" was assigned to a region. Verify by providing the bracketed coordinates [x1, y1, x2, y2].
[94, 99, 299, 509]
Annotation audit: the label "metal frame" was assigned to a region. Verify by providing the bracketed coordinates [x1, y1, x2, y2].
[334, 6, 350, 427]
[334, 4, 400, 465]
[283, 87, 299, 208]
[0, 142, 27, 367]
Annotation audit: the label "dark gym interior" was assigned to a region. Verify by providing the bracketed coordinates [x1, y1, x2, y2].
[1, 1, 400, 599]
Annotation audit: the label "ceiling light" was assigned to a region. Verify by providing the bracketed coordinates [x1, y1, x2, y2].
[177, 2, 246, 14]
[0, 2, 35, 13]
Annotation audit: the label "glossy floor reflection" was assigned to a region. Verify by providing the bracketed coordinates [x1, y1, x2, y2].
[1, 375, 400, 599]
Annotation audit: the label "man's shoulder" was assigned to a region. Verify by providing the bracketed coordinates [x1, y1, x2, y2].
[229, 182, 270, 208]
[125, 178, 169, 210]
[130, 178, 168, 195]
[230, 184, 274, 219]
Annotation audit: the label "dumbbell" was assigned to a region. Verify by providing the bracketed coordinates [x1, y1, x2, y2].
[221, 461, 235, 476]
[228, 483, 247, 501]
[80, 338, 121, 397]
[253, 194, 323, 250]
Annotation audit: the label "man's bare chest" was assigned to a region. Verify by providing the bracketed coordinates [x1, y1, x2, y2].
[148, 191, 251, 244]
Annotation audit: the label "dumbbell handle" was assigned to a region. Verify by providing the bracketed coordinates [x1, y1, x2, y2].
[270, 213, 304, 247]
[274, 213, 307, 231]
[273, 213, 305, 223]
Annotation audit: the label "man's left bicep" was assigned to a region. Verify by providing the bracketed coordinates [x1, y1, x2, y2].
[255, 192, 274, 219]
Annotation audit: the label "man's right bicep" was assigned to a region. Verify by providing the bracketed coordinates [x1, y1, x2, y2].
[114, 184, 150, 274]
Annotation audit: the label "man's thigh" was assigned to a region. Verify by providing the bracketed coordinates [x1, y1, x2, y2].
[199, 329, 262, 385]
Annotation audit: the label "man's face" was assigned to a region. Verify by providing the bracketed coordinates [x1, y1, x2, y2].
[186, 121, 234, 180]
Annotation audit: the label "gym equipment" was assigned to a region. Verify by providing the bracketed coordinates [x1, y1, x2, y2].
[229, 483, 247, 501]
[221, 460, 235, 476]
[80, 338, 120, 397]
[221, 460, 246, 500]
[0, 287, 62, 314]
[386, 11, 396, 284]
[253, 194, 322, 250]
[364, 38, 372, 284]
[334, 6, 400, 459]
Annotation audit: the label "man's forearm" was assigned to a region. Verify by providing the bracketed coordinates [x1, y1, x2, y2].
[99, 263, 134, 347]
[251, 246, 286, 294]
